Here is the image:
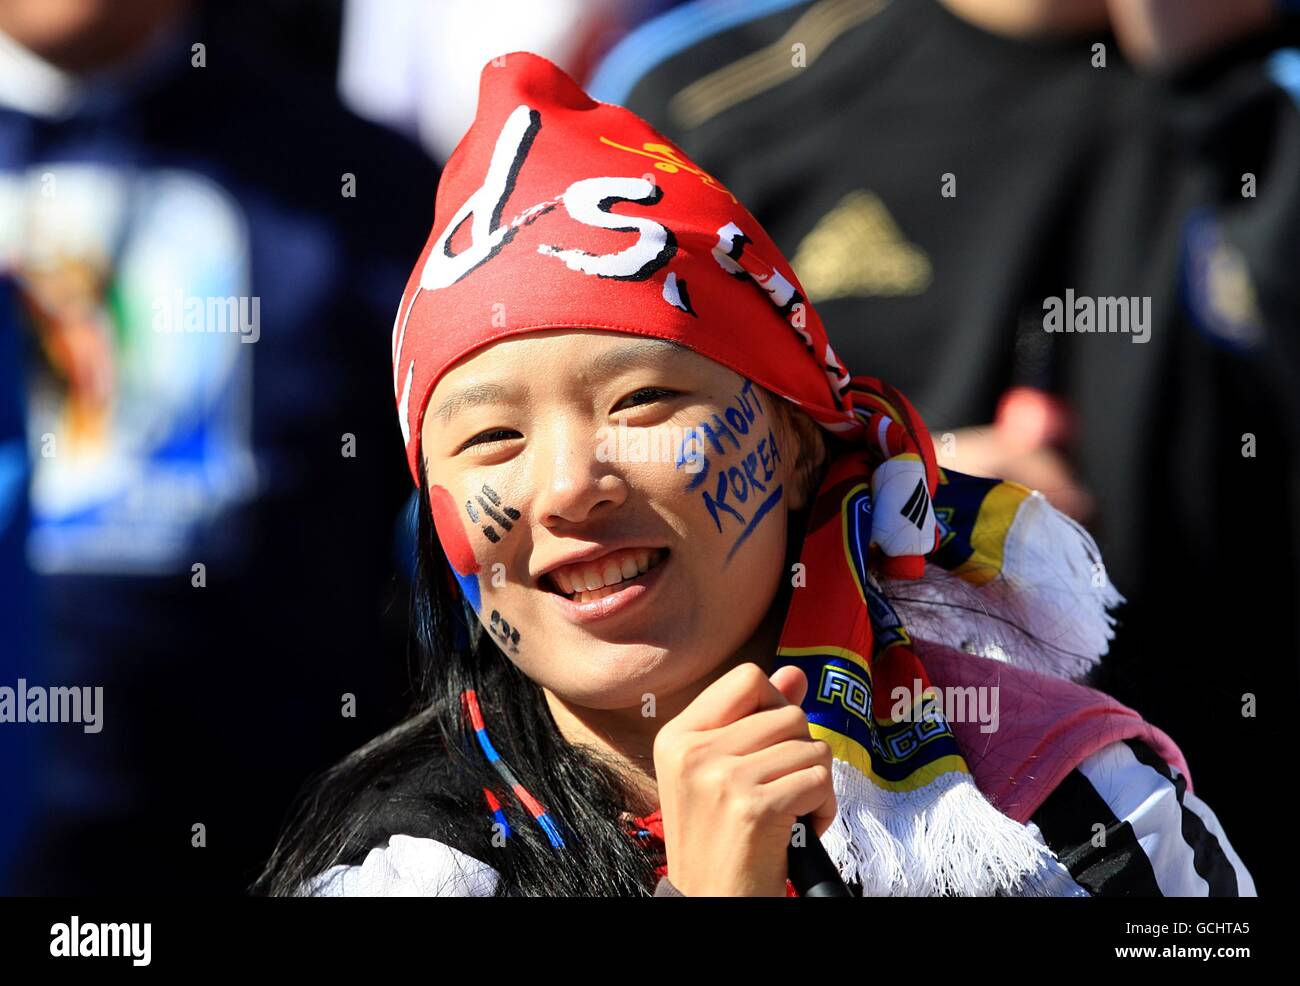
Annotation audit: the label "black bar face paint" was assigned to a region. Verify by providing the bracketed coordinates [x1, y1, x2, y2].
[490, 610, 522, 654]
[464, 484, 523, 544]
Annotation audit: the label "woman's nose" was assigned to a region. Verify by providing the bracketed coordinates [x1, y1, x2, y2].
[533, 421, 627, 529]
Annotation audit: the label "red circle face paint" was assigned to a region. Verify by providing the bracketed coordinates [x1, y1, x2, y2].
[429, 483, 480, 576]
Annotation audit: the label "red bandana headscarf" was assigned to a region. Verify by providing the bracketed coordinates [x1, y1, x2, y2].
[391, 53, 931, 520]
[393, 53, 1122, 897]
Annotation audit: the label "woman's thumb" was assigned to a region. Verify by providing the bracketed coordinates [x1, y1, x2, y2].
[769, 664, 808, 707]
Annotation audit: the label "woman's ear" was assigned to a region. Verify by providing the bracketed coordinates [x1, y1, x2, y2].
[779, 402, 828, 511]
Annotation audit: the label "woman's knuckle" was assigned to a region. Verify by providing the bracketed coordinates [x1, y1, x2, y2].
[684, 750, 722, 789]
[808, 763, 833, 789]
[777, 704, 808, 731]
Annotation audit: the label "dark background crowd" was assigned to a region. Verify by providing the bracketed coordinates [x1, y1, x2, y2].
[1, 0, 1296, 895]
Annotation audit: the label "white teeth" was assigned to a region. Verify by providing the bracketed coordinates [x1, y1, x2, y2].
[551, 548, 668, 599]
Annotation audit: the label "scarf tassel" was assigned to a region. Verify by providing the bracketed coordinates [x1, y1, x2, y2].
[888, 490, 1124, 681]
[820, 760, 1089, 897]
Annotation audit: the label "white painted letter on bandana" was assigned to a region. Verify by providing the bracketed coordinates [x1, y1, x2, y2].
[537, 176, 675, 280]
[421, 104, 541, 290]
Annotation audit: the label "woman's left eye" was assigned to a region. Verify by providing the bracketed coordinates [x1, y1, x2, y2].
[459, 428, 520, 451]
[612, 387, 678, 412]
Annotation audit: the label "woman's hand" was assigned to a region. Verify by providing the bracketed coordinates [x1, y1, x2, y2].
[652, 663, 836, 896]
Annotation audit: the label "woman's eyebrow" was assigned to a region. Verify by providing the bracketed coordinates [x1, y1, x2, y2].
[586, 339, 688, 380]
[432, 382, 513, 426]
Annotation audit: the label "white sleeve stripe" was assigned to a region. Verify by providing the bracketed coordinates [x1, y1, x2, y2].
[1180, 785, 1258, 897]
[1076, 742, 1209, 896]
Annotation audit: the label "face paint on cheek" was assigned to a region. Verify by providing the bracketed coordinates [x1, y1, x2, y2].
[676, 381, 785, 563]
[430, 484, 480, 574]
[468, 483, 522, 543]
[432, 480, 528, 616]
[430, 484, 484, 612]
[489, 609, 522, 654]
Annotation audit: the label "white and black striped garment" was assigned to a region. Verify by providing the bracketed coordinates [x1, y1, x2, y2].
[304, 737, 1255, 896]
[1023, 738, 1256, 896]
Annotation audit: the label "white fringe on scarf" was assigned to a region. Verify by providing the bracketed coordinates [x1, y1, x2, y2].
[822, 761, 1088, 897]
[823, 490, 1122, 896]
[883, 489, 1125, 682]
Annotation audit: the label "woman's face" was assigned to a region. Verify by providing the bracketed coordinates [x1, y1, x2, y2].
[420, 329, 814, 711]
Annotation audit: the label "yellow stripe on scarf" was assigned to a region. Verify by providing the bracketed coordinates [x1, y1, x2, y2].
[950, 478, 1031, 587]
[809, 723, 972, 792]
[779, 644, 872, 676]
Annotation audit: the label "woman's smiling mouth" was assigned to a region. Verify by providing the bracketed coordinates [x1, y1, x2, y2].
[541, 548, 671, 624]
[545, 547, 668, 602]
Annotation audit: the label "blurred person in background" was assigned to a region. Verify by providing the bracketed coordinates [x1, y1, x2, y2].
[589, 0, 1300, 890]
[0, 281, 35, 891]
[335, 0, 687, 164]
[0, 0, 436, 892]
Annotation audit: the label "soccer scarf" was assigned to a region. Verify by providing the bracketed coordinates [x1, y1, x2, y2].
[775, 377, 1118, 897]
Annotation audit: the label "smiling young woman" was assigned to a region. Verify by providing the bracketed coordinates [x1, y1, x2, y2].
[254, 53, 1254, 898]
[423, 332, 819, 722]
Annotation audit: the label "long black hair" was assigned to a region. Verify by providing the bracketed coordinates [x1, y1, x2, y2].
[253, 453, 676, 896]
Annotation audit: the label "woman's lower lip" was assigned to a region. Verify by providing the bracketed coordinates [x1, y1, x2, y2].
[548, 553, 669, 625]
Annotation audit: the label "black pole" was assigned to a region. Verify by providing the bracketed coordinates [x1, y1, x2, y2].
[787, 813, 853, 896]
